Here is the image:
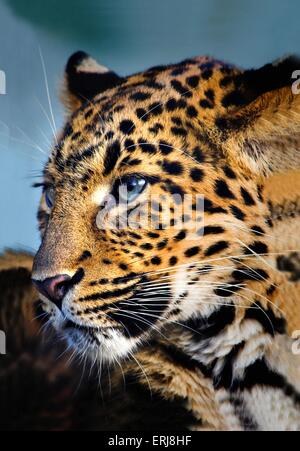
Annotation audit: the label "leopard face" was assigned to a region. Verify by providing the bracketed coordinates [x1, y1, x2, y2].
[32, 51, 300, 362]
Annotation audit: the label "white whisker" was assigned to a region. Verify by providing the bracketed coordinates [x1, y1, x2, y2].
[38, 46, 58, 144]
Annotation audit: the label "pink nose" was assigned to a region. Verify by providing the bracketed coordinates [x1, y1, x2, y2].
[32, 274, 72, 310]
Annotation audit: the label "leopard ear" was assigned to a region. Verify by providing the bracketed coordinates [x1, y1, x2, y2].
[61, 51, 123, 112]
[220, 56, 300, 178]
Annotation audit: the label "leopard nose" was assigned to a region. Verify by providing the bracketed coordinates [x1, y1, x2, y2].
[32, 274, 72, 311]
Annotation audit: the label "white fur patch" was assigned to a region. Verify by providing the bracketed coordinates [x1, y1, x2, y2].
[244, 386, 300, 430]
[91, 185, 109, 205]
[78, 57, 109, 74]
[173, 266, 189, 299]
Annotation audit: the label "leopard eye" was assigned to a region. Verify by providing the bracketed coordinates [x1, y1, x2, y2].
[117, 176, 147, 203]
[45, 186, 55, 209]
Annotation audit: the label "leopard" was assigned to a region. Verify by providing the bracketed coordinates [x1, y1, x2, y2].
[2, 51, 300, 430]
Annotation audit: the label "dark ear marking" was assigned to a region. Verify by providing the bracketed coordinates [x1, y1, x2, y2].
[220, 55, 300, 177]
[240, 55, 300, 101]
[65, 51, 123, 106]
[221, 55, 300, 112]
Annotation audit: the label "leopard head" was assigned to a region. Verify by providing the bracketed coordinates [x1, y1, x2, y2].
[32, 51, 300, 362]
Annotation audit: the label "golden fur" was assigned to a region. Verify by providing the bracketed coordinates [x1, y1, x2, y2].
[2, 53, 300, 430]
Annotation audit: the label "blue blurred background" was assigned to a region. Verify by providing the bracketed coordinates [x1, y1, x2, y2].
[0, 0, 299, 252]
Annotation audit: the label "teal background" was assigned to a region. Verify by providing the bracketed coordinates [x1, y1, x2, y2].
[0, 0, 300, 252]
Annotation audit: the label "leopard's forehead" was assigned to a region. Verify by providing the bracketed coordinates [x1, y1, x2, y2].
[47, 56, 242, 182]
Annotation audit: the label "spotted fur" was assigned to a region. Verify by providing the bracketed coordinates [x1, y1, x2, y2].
[3, 52, 300, 430]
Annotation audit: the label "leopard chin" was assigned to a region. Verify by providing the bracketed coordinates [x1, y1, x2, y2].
[63, 323, 138, 364]
[38, 293, 145, 363]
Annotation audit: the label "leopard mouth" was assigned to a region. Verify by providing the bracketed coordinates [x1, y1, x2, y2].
[64, 319, 94, 333]
[37, 284, 171, 362]
[62, 318, 104, 350]
[63, 318, 119, 341]
[61, 314, 142, 363]
[37, 274, 171, 354]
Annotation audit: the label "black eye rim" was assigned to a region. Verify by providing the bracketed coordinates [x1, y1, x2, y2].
[45, 186, 55, 209]
[32, 181, 55, 208]
[111, 174, 149, 203]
